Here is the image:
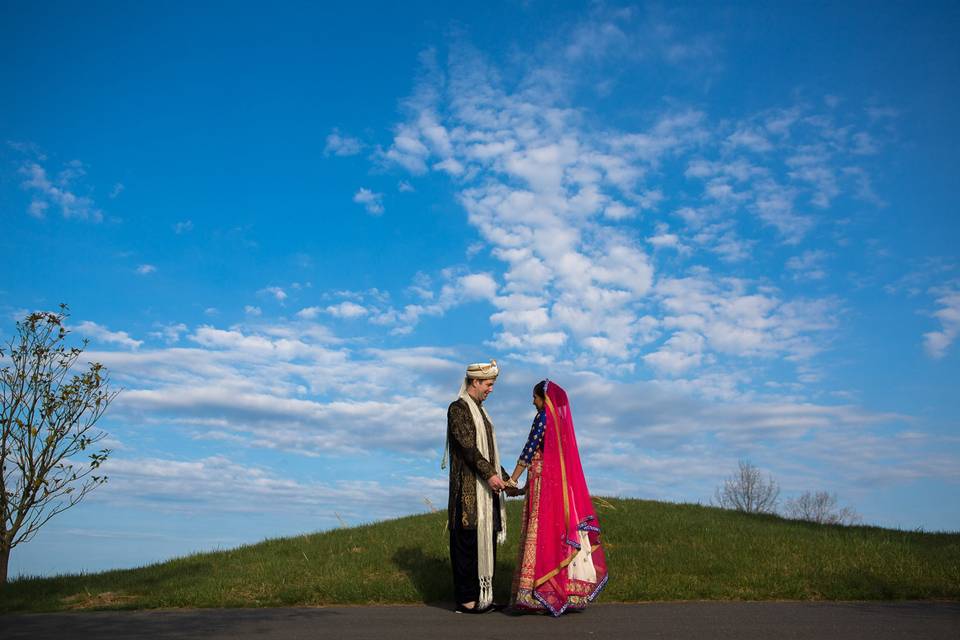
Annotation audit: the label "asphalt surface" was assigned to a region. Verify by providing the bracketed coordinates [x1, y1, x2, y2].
[2, 602, 958, 639]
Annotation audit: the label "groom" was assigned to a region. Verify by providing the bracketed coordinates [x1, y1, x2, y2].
[445, 359, 510, 613]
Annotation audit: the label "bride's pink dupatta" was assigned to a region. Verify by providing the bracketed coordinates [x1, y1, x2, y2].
[530, 381, 608, 615]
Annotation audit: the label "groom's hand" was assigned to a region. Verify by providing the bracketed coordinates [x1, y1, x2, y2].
[487, 474, 507, 492]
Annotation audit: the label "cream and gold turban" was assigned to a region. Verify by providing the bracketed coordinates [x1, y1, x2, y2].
[465, 359, 499, 380]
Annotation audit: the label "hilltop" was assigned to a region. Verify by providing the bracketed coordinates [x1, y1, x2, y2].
[2, 498, 958, 613]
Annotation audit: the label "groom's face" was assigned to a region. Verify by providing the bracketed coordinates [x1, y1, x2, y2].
[472, 378, 495, 401]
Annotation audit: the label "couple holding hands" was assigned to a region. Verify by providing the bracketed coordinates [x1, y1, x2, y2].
[443, 360, 608, 616]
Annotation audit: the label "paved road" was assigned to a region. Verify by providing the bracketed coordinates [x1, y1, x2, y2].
[2, 602, 958, 639]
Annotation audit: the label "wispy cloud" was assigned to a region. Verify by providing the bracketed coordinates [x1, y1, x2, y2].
[324, 128, 364, 156]
[786, 250, 829, 281]
[149, 322, 188, 344]
[94, 325, 462, 458]
[173, 220, 194, 234]
[18, 159, 104, 222]
[923, 284, 960, 359]
[375, 36, 882, 374]
[75, 320, 143, 350]
[645, 271, 837, 376]
[353, 188, 384, 215]
[93, 453, 444, 525]
[76, 317, 954, 525]
[259, 286, 288, 303]
[325, 301, 369, 319]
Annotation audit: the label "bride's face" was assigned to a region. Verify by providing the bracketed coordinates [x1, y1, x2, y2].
[532, 394, 544, 411]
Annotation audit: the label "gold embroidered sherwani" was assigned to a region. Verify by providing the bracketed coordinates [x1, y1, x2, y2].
[446, 397, 508, 530]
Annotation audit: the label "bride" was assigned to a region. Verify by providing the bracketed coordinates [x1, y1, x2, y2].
[506, 380, 608, 615]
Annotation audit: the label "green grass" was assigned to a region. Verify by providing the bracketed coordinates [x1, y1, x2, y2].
[2, 498, 958, 613]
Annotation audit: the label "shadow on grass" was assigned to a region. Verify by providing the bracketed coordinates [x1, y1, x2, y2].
[392, 546, 450, 609]
[391, 544, 519, 612]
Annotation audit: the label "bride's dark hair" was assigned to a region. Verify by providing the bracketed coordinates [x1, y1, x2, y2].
[533, 380, 547, 401]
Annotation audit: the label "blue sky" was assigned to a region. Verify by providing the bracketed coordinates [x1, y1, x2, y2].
[2, 1, 958, 577]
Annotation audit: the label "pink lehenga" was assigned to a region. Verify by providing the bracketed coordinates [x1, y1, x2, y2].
[510, 381, 608, 616]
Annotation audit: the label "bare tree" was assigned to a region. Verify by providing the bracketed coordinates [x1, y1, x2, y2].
[713, 459, 780, 514]
[785, 491, 861, 526]
[0, 306, 117, 583]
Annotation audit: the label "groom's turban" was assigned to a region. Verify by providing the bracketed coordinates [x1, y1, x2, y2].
[465, 359, 499, 380]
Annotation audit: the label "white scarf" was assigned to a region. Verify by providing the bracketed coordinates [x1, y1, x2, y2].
[443, 382, 507, 609]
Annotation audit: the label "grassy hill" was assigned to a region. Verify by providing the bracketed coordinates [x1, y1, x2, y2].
[2, 497, 958, 613]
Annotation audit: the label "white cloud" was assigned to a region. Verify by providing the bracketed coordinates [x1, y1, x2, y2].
[149, 322, 188, 344]
[72, 314, 955, 532]
[244, 305, 262, 316]
[75, 320, 143, 350]
[398, 180, 415, 192]
[843, 166, 885, 206]
[726, 128, 773, 152]
[174, 220, 194, 234]
[136, 264, 157, 275]
[295, 306, 321, 320]
[786, 250, 829, 281]
[28, 200, 49, 218]
[94, 454, 444, 525]
[339, 269, 504, 333]
[353, 188, 384, 215]
[866, 106, 900, 122]
[109, 183, 124, 198]
[564, 18, 629, 62]
[18, 160, 104, 222]
[259, 286, 287, 303]
[89, 325, 467, 458]
[324, 128, 364, 156]
[787, 146, 839, 208]
[650, 271, 837, 372]
[851, 132, 878, 155]
[382, 122, 431, 174]
[457, 273, 498, 301]
[675, 103, 885, 246]
[923, 286, 960, 359]
[378, 59, 696, 361]
[751, 183, 814, 243]
[373, 40, 888, 371]
[643, 331, 704, 376]
[300, 301, 372, 321]
[434, 158, 465, 175]
[326, 301, 368, 318]
[603, 201, 635, 220]
[554, 373, 938, 497]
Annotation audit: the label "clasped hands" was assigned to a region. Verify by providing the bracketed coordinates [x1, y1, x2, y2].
[487, 474, 523, 497]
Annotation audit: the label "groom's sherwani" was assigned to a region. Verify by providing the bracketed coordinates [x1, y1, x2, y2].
[447, 395, 509, 606]
[446, 397, 508, 530]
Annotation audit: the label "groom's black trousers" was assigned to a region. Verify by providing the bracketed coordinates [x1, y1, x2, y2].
[449, 496, 501, 605]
